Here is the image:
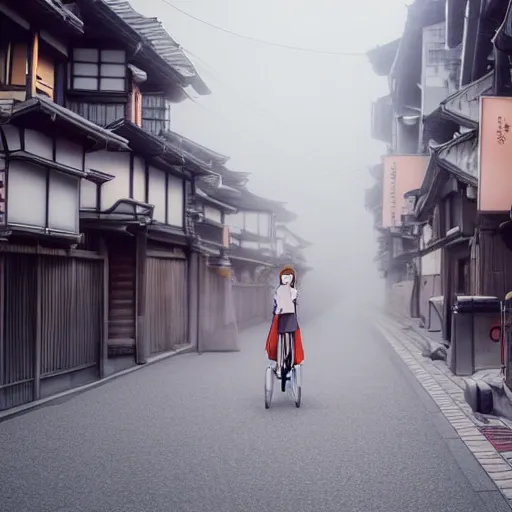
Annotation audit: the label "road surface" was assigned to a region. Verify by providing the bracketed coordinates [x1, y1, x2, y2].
[1, 304, 510, 512]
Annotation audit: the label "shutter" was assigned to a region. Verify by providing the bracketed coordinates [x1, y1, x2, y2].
[145, 254, 188, 355]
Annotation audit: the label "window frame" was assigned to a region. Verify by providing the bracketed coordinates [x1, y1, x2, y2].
[69, 48, 128, 93]
[141, 94, 172, 135]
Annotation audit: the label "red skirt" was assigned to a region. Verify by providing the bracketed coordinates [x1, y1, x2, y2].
[265, 315, 305, 365]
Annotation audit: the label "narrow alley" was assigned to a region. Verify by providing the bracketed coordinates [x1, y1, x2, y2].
[1, 305, 508, 512]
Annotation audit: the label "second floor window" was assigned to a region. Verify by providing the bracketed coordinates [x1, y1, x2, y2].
[142, 95, 171, 135]
[70, 49, 126, 92]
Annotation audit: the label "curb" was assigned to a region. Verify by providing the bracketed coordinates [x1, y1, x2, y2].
[373, 314, 512, 508]
[0, 345, 194, 424]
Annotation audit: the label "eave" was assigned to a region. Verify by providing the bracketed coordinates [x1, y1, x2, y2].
[147, 223, 190, 246]
[195, 188, 237, 213]
[161, 130, 229, 166]
[229, 246, 277, 267]
[3, 96, 130, 151]
[78, 0, 210, 97]
[1, 0, 85, 37]
[107, 120, 212, 178]
[416, 131, 478, 221]
[434, 130, 478, 187]
[366, 39, 401, 76]
[440, 71, 494, 129]
[276, 224, 312, 249]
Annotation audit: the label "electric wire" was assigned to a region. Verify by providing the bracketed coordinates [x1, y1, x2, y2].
[157, 0, 367, 56]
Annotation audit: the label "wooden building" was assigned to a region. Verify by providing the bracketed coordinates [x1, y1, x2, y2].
[0, 0, 311, 412]
[366, 0, 512, 357]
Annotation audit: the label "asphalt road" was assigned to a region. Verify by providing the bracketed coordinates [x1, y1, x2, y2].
[1, 304, 510, 512]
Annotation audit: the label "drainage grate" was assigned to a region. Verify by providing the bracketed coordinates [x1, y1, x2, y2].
[479, 426, 512, 452]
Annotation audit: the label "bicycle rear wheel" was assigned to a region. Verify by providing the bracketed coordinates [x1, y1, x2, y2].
[291, 366, 302, 408]
[265, 366, 274, 409]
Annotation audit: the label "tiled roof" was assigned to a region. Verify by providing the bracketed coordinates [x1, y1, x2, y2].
[39, 0, 84, 33]
[102, 0, 209, 94]
[162, 130, 229, 165]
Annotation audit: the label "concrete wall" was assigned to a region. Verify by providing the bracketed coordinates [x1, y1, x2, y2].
[386, 280, 415, 319]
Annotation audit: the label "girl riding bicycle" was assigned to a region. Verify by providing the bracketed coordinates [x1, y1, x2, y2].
[265, 266, 304, 377]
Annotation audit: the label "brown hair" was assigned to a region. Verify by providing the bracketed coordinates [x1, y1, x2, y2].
[279, 265, 296, 287]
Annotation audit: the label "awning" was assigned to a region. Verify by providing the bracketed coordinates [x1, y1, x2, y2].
[107, 120, 215, 177]
[440, 71, 494, 128]
[4, 95, 130, 151]
[415, 131, 478, 220]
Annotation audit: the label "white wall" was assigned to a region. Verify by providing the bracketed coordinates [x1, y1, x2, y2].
[8, 161, 46, 226]
[56, 138, 83, 170]
[167, 175, 184, 227]
[48, 171, 79, 232]
[8, 161, 79, 232]
[25, 130, 53, 160]
[85, 150, 130, 210]
[148, 165, 166, 223]
[204, 205, 222, 224]
[422, 249, 441, 276]
[133, 156, 146, 203]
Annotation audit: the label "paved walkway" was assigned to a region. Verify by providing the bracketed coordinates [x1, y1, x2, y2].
[0, 304, 510, 512]
[375, 313, 512, 508]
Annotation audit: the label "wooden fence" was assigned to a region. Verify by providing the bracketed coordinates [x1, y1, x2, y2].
[232, 283, 272, 329]
[0, 247, 104, 411]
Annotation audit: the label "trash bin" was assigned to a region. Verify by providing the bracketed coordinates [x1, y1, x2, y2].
[448, 296, 501, 376]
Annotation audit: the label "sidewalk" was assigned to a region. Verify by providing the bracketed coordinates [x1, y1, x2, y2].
[373, 312, 512, 507]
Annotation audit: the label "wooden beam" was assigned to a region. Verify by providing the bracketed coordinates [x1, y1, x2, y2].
[135, 228, 148, 365]
[34, 253, 42, 400]
[99, 236, 108, 378]
[26, 31, 39, 99]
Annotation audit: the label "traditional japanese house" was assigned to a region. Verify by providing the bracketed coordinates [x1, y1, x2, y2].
[0, 0, 142, 411]
[0, 0, 214, 410]
[79, 119, 215, 372]
[275, 224, 312, 277]
[0, 96, 130, 409]
[225, 189, 301, 328]
[59, 0, 220, 370]
[157, 134, 241, 353]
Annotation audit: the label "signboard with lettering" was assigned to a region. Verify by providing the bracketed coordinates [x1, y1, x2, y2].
[382, 155, 429, 228]
[479, 96, 512, 212]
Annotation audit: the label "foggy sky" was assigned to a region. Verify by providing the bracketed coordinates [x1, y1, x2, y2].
[130, 0, 407, 308]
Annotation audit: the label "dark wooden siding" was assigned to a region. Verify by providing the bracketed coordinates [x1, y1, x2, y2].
[145, 255, 188, 355]
[477, 217, 512, 299]
[1, 254, 36, 410]
[40, 256, 102, 377]
[0, 251, 103, 411]
[66, 101, 126, 127]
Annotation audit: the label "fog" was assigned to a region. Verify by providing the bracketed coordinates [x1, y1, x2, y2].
[131, 0, 407, 316]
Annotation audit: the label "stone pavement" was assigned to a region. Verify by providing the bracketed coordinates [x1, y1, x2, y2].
[374, 312, 512, 507]
[2, 304, 508, 512]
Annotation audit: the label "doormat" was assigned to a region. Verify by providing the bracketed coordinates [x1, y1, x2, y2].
[479, 426, 512, 452]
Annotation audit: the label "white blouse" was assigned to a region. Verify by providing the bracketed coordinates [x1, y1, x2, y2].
[274, 285, 298, 314]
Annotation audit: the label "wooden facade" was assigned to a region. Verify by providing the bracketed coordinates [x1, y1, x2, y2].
[367, 0, 512, 392]
[0, 0, 310, 412]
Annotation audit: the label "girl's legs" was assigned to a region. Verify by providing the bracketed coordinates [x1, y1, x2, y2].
[276, 333, 284, 377]
[283, 333, 294, 376]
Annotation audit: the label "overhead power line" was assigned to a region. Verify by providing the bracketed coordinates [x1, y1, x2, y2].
[158, 0, 366, 56]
